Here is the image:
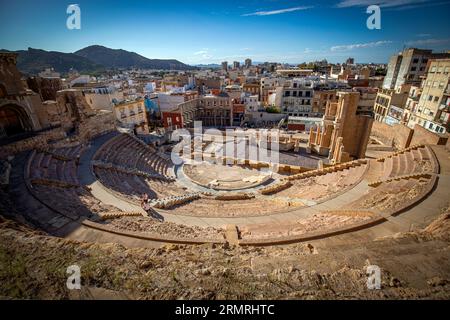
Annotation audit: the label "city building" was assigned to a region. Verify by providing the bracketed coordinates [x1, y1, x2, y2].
[242, 94, 259, 112]
[402, 86, 422, 126]
[162, 94, 232, 129]
[274, 79, 315, 117]
[113, 98, 149, 134]
[383, 48, 450, 89]
[260, 77, 286, 104]
[245, 58, 252, 68]
[242, 82, 260, 98]
[407, 59, 450, 134]
[158, 91, 198, 113]
[221, 61, 228, 72]
[374, 85, 410, 124]
[276, 69, 313, 77]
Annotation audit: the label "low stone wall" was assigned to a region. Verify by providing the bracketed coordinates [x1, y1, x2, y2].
[214, 193, 255, 201]
[82, 220, 226, 245]
[259, 180, 292, 195]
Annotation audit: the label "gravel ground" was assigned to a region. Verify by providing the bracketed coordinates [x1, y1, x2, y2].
[104, 216, 225, 240]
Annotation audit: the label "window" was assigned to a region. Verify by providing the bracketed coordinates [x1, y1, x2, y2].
[431, 66, 437, 73]
[434, 96, 439, 103]
[413, 58, 419, 64]
[428, 95, 433, 101]
[411, 67, 417, 72]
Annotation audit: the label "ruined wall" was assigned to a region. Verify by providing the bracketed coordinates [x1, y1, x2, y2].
[410, 124, 448, 146]
[0, 128, 66, 159]
[370, 121, 413, 149]
[77, 112, 116, 142]
[371, 121, 447, 150]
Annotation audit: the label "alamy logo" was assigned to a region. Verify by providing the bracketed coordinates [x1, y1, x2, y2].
[366, 265, 381, 290]
[366, 5, 381, 30]
[66, 4, 81, 30]
[66, 265, 81, 290]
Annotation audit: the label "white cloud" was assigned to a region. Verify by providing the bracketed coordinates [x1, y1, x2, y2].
[242, 6, 313, 16]
[405, 38, 450, 46]
[416, 33, 432, 37]
[193, 49, 213, 60]
[331, 40, 393, 51]
[336, 0, 427, 8]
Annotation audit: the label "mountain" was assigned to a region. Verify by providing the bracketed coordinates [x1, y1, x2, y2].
[74, 45, 195, 71]
[8, 48, 104, 75]
[3, 45, 196, 75]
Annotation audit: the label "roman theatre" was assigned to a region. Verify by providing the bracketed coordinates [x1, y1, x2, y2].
[2, 127, 449, 248]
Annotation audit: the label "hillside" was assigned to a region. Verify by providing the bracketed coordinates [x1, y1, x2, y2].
[8, 48, 104, 75]
[74, 45, 195, 71]
[3, 45, 195, 75]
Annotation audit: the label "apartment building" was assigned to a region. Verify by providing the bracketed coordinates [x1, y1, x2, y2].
[260, 77, 286, 104]
[242, 83, 260, 98]
[402, 86, 422, 126]
[162, 94, 233, 129]
[274, 79, 315, 117]
[407, 59, 450, 134]
[383, 48, 450, 89]
[157, 90, 198, 112]
[114, 98, 149, 134]
[374, 84, 410, 124]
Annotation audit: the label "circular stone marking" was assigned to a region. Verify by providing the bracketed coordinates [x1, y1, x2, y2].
[183, 162, 272, 191]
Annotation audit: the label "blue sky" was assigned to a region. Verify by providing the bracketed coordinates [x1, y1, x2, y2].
[0, 0, 449, 64]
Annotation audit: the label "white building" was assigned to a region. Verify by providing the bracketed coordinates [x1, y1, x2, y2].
[157, 92, 186, 112]
[276, 79, 315, 117]
[242, 94, 259, 112]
